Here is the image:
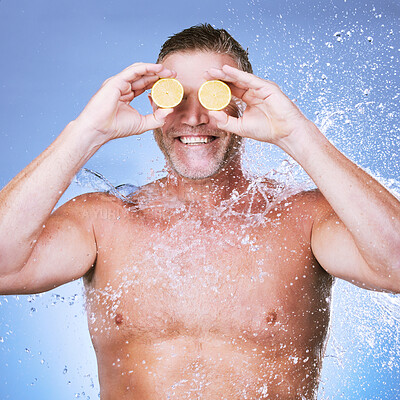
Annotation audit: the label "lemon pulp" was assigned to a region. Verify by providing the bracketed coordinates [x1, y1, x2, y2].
[198, 80, 231, 111]
[151, 78, 184, 108]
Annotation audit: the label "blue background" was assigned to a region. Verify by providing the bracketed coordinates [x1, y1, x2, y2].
[0, 0, 399, 399]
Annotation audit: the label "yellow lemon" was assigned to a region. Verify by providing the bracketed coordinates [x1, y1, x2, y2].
[198, 80, 232, 111]
[151, 78, 184, 108]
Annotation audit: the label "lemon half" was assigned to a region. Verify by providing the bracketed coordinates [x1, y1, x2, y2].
[151, 78, 184, 108]
[198, 80, 231, 111]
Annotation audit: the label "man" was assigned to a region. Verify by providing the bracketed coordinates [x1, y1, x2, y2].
[0, 23, 399, 399]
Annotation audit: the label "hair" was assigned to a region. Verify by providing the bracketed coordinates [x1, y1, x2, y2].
[157, 23, 253, 73]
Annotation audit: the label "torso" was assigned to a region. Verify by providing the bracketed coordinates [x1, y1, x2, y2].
[83, 180, 333, 399]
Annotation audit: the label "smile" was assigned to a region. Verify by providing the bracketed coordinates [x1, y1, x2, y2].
[178, 136, 217, 145]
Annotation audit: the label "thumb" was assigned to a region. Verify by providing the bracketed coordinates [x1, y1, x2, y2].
[142, 108, 174, 131]
[209, 111, 245, 137]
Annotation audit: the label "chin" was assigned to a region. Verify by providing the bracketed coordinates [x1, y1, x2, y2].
[169, 160, 223, 181]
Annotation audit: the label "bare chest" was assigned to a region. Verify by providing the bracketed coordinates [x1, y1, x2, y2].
[85, 210, 332, 351]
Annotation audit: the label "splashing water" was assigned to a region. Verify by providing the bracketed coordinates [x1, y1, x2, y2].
[79, 157, 333, 398]
[74, 70, 400, 400]
[75, 168, 139, 200]
[74, 3, 400, 393]
[1, 1, 399, 399]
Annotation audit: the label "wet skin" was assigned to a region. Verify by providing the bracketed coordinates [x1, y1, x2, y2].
[83, 183, 333, 400]
[81, 52, 334, 399]
[1, 37, 399, 400]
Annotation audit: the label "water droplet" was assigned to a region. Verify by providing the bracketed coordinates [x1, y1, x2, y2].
[241, 234, 250, 244]
[334, 32, 343, 42]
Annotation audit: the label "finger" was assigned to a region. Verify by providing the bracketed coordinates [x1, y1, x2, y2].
[203, 69, 244, 99]
[121, 77, 160, 102]
[131, 74, 159, 91]
[205, 75, 246, 99]
[122, 71, 181, 105]
[118, 62, 175, 83]
[222, 65, 283, 98]
[210, 65, 266, 89]
[120, 85, 154, 104]
[119, 77, 164, 105]
[93, 65, 175, 111]
[114, 66, 176, 101]
[207, 66, 279, 102]
[140, 108, 174, 132]
[119, 62, 162, 79]
[114, 75, 164, 103]
[120, 91, 135, 103]
[209, 111, 245, 137]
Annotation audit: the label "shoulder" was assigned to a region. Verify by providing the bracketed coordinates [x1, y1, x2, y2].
[281, 188, 333, 242]
[54, 191, 124, 213]
[286, 188, 326, 208]
[52, 191, 140, 225]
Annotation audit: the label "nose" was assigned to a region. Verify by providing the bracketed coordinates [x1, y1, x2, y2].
[177, 93, 210, 127]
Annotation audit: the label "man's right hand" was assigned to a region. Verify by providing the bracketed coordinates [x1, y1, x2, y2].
[75, 62, 176, 143]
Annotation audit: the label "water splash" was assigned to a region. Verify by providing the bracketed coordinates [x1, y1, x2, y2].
[1, 1, 399, 399]
[75, 168, 139, 201]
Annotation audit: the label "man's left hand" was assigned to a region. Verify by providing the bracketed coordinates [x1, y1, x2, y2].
[206, 65, 310, 145]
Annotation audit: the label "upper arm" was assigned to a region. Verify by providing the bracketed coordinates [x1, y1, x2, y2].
[0, 193, 98, 295]
[310, 193, 398, 293]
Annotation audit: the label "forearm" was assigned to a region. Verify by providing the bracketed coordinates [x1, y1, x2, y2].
[0, 120, 103, 274]
[277, 121, 400, 270]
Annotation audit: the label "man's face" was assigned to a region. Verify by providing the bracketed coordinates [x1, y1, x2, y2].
[152, 51, 242, 180]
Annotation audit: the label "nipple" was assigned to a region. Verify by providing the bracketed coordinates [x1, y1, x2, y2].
[265, 311, 277, 324]
[115, 313, 124, 325]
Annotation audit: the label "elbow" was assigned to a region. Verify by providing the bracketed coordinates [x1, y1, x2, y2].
[389, 245, 400, 288]
[382, 236, 400, 290]
[391, 261, 400, 294]
[386, 283, 400, 295]
[394, 244, 400, 273]
[391, 227, 400, 269]
[366, 259, 400, 294]
[381, 268, 400, 294]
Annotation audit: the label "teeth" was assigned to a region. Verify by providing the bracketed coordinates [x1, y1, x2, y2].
[179, 136, 214, 145]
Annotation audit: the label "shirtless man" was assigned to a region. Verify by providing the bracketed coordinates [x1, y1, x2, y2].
[0, 24, 399, 399]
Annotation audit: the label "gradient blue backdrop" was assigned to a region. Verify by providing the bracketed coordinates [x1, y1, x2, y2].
[0, 0, 399, 399]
